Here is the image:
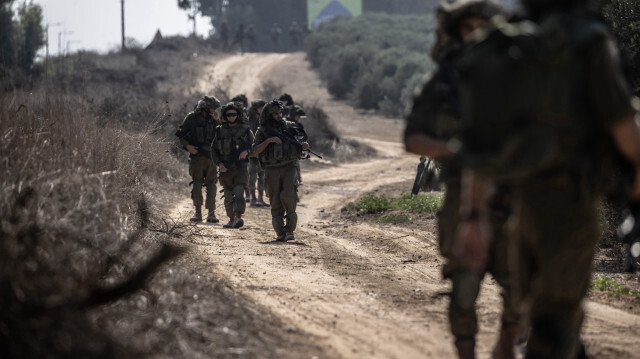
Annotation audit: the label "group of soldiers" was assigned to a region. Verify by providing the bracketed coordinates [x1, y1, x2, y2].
[405, 0, 640, 358]
[175, 93, 310, 241]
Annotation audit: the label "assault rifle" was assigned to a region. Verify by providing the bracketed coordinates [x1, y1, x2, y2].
[262, 125, 323, 159]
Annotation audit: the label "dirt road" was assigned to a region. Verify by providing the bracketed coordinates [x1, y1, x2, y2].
[179, 52, 640, 358]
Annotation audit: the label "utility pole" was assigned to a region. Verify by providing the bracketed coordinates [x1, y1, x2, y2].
[121, 0, 125, 51]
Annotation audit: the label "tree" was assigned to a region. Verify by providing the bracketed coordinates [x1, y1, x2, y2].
[0, 1, 14, 69]
[15, 1, 44, 74]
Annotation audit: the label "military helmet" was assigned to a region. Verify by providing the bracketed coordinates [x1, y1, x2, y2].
[196, 95, 221, 112]
[231, 94, 249, 108]
[292, 105, 306, 116]
[431, 0, 505, 61]
[249, 99, 267, 116]
[260, 99, 284, 125]
[277, 93, 294, 106]
[220, 101, 245, 123]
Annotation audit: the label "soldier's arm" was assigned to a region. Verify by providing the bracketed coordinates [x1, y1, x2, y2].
[252, 129, 281, 156]
[239, 127, 255, 160]
[210, 129, 223, 166]
[176, 114, 198, 154]
[405, 134, 453, 158]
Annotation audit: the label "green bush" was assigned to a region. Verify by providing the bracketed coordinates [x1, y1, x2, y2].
[394, 192, 442, 213]
[305, 13, 436, 116]
[345, 192, 443, 216]
[591, 276, 640, 298]
[346, 194, 393, 214]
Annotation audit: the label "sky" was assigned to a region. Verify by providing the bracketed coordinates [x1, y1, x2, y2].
[32, 0, 213, 55]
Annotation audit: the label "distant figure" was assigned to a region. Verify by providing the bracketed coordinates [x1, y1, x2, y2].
[245, 24, 256, 52]
[271, 22, 281, 51]
[234, 24, 245, 54]
[219, 20, 229, 49]
[288, 21, 301, 51]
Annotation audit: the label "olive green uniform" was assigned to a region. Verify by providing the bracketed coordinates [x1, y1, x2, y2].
[457, 12, 636, 357]
[405, 64, 519, 340]
[211, 123, 254, 219]
[176, 111, 218, 210]
[247, 111, 265, 193]
[253, 120, 302, 237]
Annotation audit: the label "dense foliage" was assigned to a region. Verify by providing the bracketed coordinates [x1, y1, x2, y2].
[0, 1, 44, 88]
[602, 0, 640, 95]
[304, 13, 436, 116]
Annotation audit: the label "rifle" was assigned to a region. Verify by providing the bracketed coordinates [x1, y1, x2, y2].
[411, 157, 431, 195]
[262, 125, 323, 159]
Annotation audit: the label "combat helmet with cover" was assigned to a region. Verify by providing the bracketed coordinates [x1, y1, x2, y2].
[195, 95, 221, 112]
[220, 101, 246, 124]
[431, 0, 506, 61]
[455, 0, 621, 184]
[260, 99, 285, 125]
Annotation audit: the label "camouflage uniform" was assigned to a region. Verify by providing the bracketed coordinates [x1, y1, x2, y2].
[176, 96, 221, 222]
[405, 1, 517, 357]
[248, 100, 267, 205]
[211, 102, 254, 228]
[456, 1, 638, 357]
[253, 100, 306, 241]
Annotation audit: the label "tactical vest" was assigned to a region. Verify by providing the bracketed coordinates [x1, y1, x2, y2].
[258, 121, 301, 167]
[214, 124, 251, 164]
[456, 14, 617, 183]
[189, 112, 217, 149]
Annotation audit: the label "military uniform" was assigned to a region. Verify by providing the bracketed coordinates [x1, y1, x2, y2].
[248, 100, 267, 205]
[176, 103, 220, 222]
[212, 102, 254, 228]
[253, 101, 306, 241]
[457, 7, 637, 358]
[405, 1, 517, 357]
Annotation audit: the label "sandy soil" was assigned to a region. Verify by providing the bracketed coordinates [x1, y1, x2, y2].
[173, 52, 640, 358]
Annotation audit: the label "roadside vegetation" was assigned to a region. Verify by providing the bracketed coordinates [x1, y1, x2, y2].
[591, 276, 640, 298]
[343, 193, 443, 223]
[304, 12, 436, 117]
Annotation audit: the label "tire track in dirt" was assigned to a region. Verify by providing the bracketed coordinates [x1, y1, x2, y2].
[174, 52, 640, 359]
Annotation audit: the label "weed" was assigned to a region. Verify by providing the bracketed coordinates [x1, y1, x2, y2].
[591, 276, 640, 298]
[345, 193, 442, 216]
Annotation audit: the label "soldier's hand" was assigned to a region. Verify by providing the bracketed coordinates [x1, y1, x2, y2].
[186, 145, 199, 155]
[219, 162, 228, 173]
[301, 141, 309, 151]
[238, 150, 249, 160]
[454, 218, 491, 273]
[269, 136, 282, 144]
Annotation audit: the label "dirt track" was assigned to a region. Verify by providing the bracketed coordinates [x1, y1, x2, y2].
[174, 52, 640, 358]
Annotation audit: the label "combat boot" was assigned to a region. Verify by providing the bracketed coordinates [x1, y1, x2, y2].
[245, 188, 250, 203]
[190, 205, 202, 222]
[206, 209, 219, 223]
[232, 212, 244, 228]
[455, 338, 476, 359]
[492, 325, 521, 359]
[284, 232, 295, 241]
[257, 190, 267, 206]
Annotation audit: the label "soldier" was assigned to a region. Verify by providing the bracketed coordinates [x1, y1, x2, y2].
[248, 99, 268, 206]
[175, 95, 222, 223]
[245, 24, 256, 52]
[454, 0, 640, 357]
[231, 94, 251, 202]
[252, 99, 310, 241]
[219, 20, 229, 49]
[234, 24, 245, 54]
[288, 21, 301, 51]
[271, 22, 281, 51]
[404, 1, 518, 358]
[211, 101, 254, 229]
[278, 93, 295, 119]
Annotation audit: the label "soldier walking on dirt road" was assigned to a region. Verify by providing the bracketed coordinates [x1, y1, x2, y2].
[453, 0, 640, 357]
[175, 96, 222, 223]
[211, 101, 254, 229]
[248, 99, 268, 206]
[404, 1, 521, 358]
[252, 99, 310, 241]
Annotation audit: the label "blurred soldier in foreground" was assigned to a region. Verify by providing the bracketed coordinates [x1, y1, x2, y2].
[248, 100, 268, 206]
[175, 96, 222, 223]
[252, 100, 310, 241]
[404, 1, 520, 358]
[211, 102, 254, 228]
[454, 0, 640, 357]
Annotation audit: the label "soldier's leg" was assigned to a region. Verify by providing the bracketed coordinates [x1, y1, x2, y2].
[280, 164, 298, 234]
[203, 159, 219, 223]
[516, 176, 598, 359]
[249, 160, 258, 205]
[189, 157, 206, 207]
[232, 163, 249, 215]
[265, 168, 285, 239]
[295, 159, 302, 184]
[257, 168, 266, 205]
[219, 171, 235, 223]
